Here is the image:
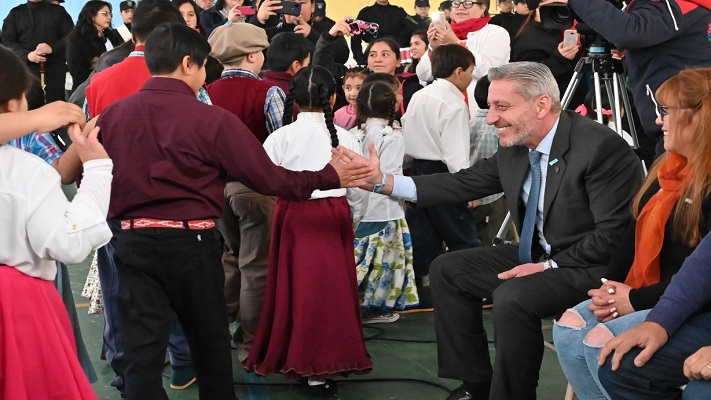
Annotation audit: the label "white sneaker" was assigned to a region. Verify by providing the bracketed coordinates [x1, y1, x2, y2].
[361, 310, 400, 324]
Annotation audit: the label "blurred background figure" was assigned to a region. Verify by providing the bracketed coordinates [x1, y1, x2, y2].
[116, 0, 135, 42]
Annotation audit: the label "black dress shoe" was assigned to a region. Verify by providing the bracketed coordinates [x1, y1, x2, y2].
[444, 384, 475, 400]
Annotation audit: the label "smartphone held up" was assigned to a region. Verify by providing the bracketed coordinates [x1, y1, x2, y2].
[276, 0, 302, 16]
[431, 11, 446, 29]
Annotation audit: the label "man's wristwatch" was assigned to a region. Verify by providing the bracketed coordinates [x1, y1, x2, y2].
[373, 173, 387, 193]
[543, 259, 553, 271]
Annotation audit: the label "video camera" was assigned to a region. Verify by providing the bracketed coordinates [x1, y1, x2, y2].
[524, 0, 625, 55]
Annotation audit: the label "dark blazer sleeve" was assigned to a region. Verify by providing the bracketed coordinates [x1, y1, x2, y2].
[2, 8, 31, 60]
[545, 113, 643, 268]
[48, 7, 73, 57]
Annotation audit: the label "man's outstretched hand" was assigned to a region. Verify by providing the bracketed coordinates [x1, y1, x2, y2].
[329, 144, 381, 188]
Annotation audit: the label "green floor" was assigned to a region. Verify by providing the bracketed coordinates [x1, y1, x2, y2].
[66, 256, 571, 400]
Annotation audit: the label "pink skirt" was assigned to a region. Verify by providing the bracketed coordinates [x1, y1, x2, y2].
[0, 266, 97, 400]
[243, 197, 372, 378]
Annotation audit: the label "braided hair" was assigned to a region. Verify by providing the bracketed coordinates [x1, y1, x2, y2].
[284, 65, 339, 148]
[356, 81, 398, 129]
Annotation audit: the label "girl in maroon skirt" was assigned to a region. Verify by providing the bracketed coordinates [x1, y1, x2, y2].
[243, 66, 372, 389]
[0, 46, 113, 400]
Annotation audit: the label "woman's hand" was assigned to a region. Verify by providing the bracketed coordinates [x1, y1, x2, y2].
[329, 18, 352, 37]
[588, 280, 635, 322]
[684, 346, 711, 380]
[227, 6, 244, 23]
[428, 21, 457, 49]
[30, 101, 86, 132]
[256, 0, 281, 24]
[68, 121, 109, 163]
[557, 41, 579, 60]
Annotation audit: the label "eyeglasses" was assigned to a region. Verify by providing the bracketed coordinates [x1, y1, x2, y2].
[97, 11, 112, 17]
[657, 104, 694, 120]
[452, 1, 485, 9]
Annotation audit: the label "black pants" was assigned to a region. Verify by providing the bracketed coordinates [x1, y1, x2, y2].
[406, 159, 480, 279]
[429, 244, 604, 400]
[114, 227, 235, 400]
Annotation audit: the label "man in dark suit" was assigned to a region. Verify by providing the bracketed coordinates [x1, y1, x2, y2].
[346, 61, 643, 400]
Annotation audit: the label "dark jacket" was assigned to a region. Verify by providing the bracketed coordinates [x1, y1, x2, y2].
[511, 20, 584, 109]
[1, 1, 73, 67]
[250, 17, 349, 65]
[66, 28, 123, 92]
[606, 182, 711, 311]
[350, 2, 420, 65]
[569, 0, 711, 140]
[415, 110, 644, 270]
[199, 5, 227, 38]
[490, 11, 528, 41]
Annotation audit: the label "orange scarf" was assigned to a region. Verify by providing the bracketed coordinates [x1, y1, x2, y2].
[625, 152, 689, 288]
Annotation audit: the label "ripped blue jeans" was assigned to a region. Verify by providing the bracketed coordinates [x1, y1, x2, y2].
[552, 299, 650, 400]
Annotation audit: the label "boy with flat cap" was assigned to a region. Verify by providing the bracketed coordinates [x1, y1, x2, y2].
[206, 22, 285, 362]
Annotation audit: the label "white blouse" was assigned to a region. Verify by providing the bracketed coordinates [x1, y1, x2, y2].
[0, 145, 113, 280]
[350, 118, 406, 222]
[263, 112, 369, 227]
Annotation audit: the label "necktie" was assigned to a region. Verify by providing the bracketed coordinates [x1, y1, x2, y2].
[519, 150, 542, 264]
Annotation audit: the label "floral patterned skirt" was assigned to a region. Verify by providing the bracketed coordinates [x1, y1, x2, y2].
[354, 218, 419, 310]
[81, 251, 103, 314]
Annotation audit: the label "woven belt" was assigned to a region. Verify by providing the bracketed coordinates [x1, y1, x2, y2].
[121, 218, 215, 230]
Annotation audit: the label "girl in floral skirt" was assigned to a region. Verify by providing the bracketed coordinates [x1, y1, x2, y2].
[351, 80, 419, 324]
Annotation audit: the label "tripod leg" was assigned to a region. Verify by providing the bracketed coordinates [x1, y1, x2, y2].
[594, 72, 604, 124]
[616, 74, 640, 149]
[561, 58, 585, 110]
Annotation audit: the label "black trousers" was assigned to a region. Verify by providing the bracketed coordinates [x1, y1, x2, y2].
[429, 244, 605, 400]
[114, 227, 235, 400]
[406, 159, 480, 279]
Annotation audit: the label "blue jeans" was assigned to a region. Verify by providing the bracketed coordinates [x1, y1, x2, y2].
[553, 299, 650, 400]
[598, 311, 711, 399]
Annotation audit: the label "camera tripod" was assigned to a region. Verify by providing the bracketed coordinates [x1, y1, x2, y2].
[561, 53, 640, 149]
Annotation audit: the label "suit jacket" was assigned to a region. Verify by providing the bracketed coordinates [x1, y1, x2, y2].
[413, 110, 644, 269]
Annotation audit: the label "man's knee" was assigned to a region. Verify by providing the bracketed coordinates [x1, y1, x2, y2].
[556, 309, 586, 329]
[429, 252, 457, 288]
[583, 324, 614, 347]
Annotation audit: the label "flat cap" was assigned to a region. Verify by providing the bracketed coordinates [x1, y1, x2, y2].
[208, 23, 269, 65]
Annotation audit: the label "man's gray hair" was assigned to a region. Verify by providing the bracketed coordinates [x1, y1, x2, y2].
[488, 62, 562, 112]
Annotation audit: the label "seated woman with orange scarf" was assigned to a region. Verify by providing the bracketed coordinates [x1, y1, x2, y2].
[552, 67, 711, 400]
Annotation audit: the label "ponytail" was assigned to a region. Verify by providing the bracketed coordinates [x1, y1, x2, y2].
[318, 83, 339, 148]
[282, 79, 296, 126]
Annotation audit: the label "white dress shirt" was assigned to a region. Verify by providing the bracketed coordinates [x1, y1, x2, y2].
[0, 146, 113, 280]
[402, 78, 471, 173]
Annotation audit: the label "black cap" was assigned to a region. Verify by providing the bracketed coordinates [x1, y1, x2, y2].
[438, 1, 452, 10]
[120, 1, 136, 11]
[415, 0, 430, 6]
[314, 0, 326, 17]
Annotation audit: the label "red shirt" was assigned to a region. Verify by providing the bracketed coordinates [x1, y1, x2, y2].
[86, 45, 151, 117]
[98, 77, 340, 220]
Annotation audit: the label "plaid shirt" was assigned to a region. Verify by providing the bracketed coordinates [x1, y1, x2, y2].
[220, 68, 285, 134]
[7, 132, 63, 165]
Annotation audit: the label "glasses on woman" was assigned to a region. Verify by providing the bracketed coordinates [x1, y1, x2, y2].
[98, 11, 112, 17]
[657, 104, 694, 120]
[452, 1, 485, 8]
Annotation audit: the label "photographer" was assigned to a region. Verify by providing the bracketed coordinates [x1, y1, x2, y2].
[540, 0, 711, 157]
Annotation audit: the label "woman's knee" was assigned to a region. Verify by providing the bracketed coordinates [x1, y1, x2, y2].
[584, 324, 614, 348]
[556, 309, 586, 329]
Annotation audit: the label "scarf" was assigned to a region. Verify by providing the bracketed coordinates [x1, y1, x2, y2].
[625, 152, 689, 288]
[451, 16, 492, 40]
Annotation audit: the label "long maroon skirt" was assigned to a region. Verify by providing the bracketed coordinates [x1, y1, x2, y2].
[0, 266, 97, 400]
[243, 197, 372, 378]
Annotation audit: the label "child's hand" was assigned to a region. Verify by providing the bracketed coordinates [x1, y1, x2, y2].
[68, 122, 109, 163]
[329, 145, 376, 188]
[30, 101, 86, 132]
